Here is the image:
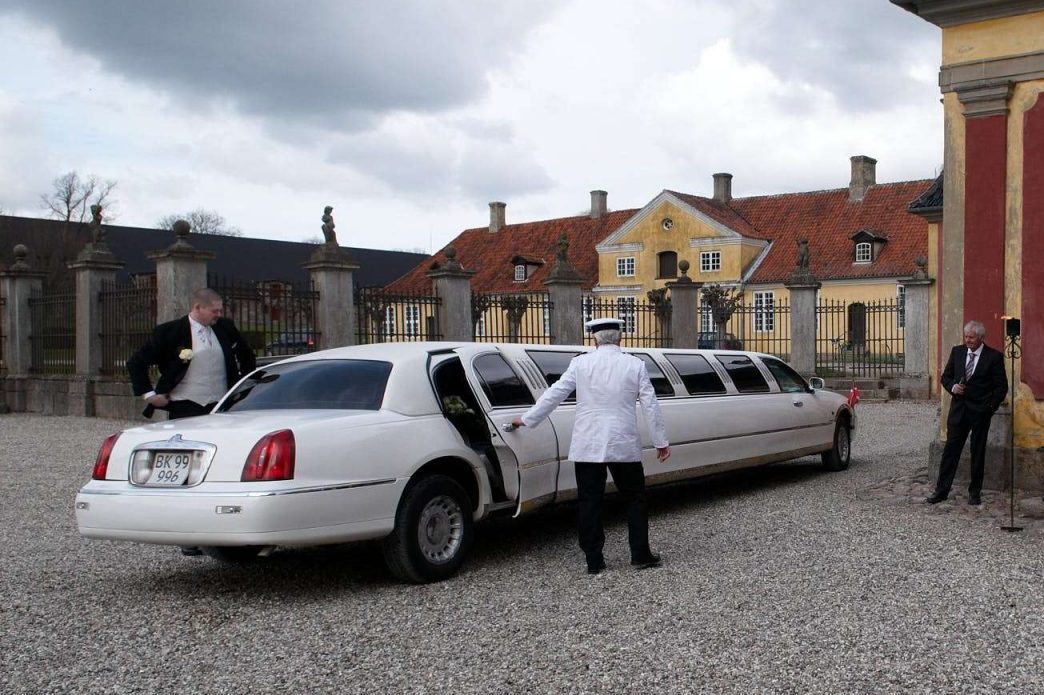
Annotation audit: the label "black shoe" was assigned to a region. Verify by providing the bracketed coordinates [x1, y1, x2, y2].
[925, 492, 948, 504]
[631, 553, 661, 570]
[180, 546, 203, 556]
[968, 495, 982, 506]
[587, 560, 606, 575]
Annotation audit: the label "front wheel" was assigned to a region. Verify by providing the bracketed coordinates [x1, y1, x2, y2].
[383, 475, 474, 583]
[821, 419, 851, 471]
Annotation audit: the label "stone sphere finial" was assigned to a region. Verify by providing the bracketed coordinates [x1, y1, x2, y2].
[445, 245, 457, 261]
[11, 243, 30, 270]
[173, 219, 191, 239]
[679, 259, 690, 276]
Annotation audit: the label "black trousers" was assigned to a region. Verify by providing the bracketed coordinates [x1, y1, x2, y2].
[574, 461, 652, 565]
[166, 400, 217, 419]
[935, 405, 994, 497]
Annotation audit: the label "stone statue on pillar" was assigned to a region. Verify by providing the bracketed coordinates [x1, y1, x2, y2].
[321, 206, 338, 246]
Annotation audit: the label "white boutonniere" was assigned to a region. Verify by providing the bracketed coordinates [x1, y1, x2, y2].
[179, 348, 194, 363]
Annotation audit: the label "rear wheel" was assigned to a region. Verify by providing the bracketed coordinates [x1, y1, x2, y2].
[201, 546, 264, 563]
[821, 419, 851, 471]
[383, 475, 473, 583]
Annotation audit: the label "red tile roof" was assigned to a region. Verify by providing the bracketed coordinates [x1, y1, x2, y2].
[385, 209, 638, 293]
[385, 179, 934, 293]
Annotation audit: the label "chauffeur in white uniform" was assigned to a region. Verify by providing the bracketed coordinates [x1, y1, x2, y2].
[512, 317, 671, 575]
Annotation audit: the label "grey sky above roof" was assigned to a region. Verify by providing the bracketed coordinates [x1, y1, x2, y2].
[0, 0, 943, 255]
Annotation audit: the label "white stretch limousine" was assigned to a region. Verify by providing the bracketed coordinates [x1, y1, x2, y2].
[76, 342, 855, 582]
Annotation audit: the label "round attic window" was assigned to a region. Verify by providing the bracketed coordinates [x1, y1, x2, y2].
[661, 217, 674, 231]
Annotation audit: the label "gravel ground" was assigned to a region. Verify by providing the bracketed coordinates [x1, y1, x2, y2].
[2, 404, 1043, 695]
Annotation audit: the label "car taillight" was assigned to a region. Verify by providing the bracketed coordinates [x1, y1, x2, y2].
[92, 433, 120, 480]
[241, 430, 295, 481]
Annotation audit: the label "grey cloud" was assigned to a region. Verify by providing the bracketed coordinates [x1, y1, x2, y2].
[0, 0, 556, 126]
[728, 0, 939, 112]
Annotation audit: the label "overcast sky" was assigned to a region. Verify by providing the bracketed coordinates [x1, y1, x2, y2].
[0, 0, 941, 253]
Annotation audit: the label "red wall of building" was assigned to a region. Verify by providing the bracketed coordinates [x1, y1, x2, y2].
[963, 115, 1008, 337]
[1023, 97, 1044, 398]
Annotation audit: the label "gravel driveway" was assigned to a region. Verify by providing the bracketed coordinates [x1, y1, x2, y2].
[2, 403, 1042, 695]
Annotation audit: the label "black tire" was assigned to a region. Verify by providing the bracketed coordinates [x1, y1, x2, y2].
[382, 475, 473, 583]
[821, 418, 851, 471]
[201, 546, 264, 563]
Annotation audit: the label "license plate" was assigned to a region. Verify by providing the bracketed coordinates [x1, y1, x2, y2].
[146, 451, 193, 486]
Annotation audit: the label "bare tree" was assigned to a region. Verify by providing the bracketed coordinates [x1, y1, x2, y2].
[300, 235, 324, 244]
[40, 171, 118, 224]
[156, 208, 242, 237]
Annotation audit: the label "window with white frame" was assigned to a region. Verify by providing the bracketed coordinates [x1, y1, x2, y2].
[582, 296, 594, 327]
[700, 303, 713, 333]
[700, 251, 721, 273]
[383, 306, 396, 336]
[616, 257, 635, 277]
[542, 306, 551, 336]
[854, 242, 872, 263]
[754, 291, 775, 333]
[405, 305, 421, 336]
[815, 289, 821, 331]
[474, 312, 486, 338]
[617, 296, 636, 333]
[897, 284, 906, 329]
[514, 264, 527, 282]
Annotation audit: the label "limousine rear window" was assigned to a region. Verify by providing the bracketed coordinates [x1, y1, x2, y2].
[472, 353, 535, 408]
[664, 353, 727, 395]
[219, 359, 392, 411]
[526, 350, 580, 402]
[762, 357, 808, 393]
[714, 355, 770, 393]
[631, 353, 675, 397]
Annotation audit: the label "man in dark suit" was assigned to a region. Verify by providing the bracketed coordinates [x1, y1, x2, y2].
[927, 320, 1008, 506]
[128, 288, 256, 420]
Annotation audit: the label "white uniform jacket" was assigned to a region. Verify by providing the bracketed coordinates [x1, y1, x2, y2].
[520, 344, 669, 463]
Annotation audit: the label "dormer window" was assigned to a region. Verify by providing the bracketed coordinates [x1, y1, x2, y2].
[514, 264, 527, 281]
[510, 255, 543, 283]
[850, 228, 888, 264]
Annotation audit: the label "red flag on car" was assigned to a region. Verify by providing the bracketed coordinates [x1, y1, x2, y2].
[847, 384, 860, 408]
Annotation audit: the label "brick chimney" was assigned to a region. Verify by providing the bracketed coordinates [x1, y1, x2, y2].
[489, 201, 506, 233]
[849, 155, 877, 202]
[590, 190, 608, 219]
[713, 173, 733, 203]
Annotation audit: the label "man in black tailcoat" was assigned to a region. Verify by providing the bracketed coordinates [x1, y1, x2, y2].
[927, 320, 1008, 506]
[127, 288, 256, 420]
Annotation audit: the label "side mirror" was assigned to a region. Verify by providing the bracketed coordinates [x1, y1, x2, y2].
[808, 377, 825, 391]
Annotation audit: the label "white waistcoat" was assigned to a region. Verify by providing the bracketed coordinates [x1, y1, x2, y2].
[170, 326, 227, 405]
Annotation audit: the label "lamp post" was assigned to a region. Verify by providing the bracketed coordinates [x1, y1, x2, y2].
[1000, 316, 1022, 533]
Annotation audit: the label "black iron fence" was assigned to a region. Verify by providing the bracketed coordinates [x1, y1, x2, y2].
[710, 298, 791, 359]
[0, 295, 5, 375]
[473, 292, 554, 344]
[582, 293, 672, 348]
[99, 281, 157, 376]
[28, 287, 76, 374]
[815, 298, 904, 377]
[355, 287, 442, 343]
[209, 275, 320, 358]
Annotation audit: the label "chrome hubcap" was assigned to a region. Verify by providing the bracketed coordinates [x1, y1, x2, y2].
[417, 494, 464, 563]
[838, 427, 850, 461]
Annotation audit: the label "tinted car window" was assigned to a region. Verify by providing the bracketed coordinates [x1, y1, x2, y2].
[715, 354, 770, 393]
[762, 358, 808, 393]
[631, 353, 675, 397]
[473, 354, 535, 407]
[218, 360, 392, 411]
[664, 353, 727, 395]
[526, 350, 580, 401]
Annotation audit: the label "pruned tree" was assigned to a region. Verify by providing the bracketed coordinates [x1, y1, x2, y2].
[41, 171, 118, 224]
[156, 208, 242, 237]
[700, 283, 742, 344]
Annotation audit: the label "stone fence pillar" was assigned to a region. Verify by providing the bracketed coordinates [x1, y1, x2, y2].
[901, 275, 934, 398]
[303, 245, 359, 349]
[148, 221, 214, 323]
[427, 247, 475, 342]
[69, 245, 124, 377]
[667, 260, 701, 349]
[784, 274, 821, 376]
[0, 245, 46, 411]
[543, 235, 585, 346]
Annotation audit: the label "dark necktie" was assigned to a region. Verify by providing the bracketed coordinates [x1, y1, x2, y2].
[965, 351, 976, 379]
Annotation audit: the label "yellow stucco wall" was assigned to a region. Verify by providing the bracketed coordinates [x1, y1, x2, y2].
[942, 11, 1044, 64]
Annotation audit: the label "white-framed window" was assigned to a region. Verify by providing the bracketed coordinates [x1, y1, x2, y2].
[582, 296, 594, 325]
[754, 291, 775, 333]
[854, 242, 872, 263]
[815, 289, 821, 331]
[616, 257, 635, 277]
[542, 306, 551, 336]
[617, 296, 637, 333]
[474, 312, 486, 338]
[514, 264, 527, 282]
[700, 303, 713, 333]
[700, 251, 721, 273]
[405, 304, 421, 336]
[383, 306, 396, 335]
[897, 284, 906, 329]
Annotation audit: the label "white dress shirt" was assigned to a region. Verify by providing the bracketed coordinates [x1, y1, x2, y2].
[520, 344, 669, 463]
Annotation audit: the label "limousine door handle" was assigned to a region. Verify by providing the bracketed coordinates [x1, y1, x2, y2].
[791, 400, 804, 407]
